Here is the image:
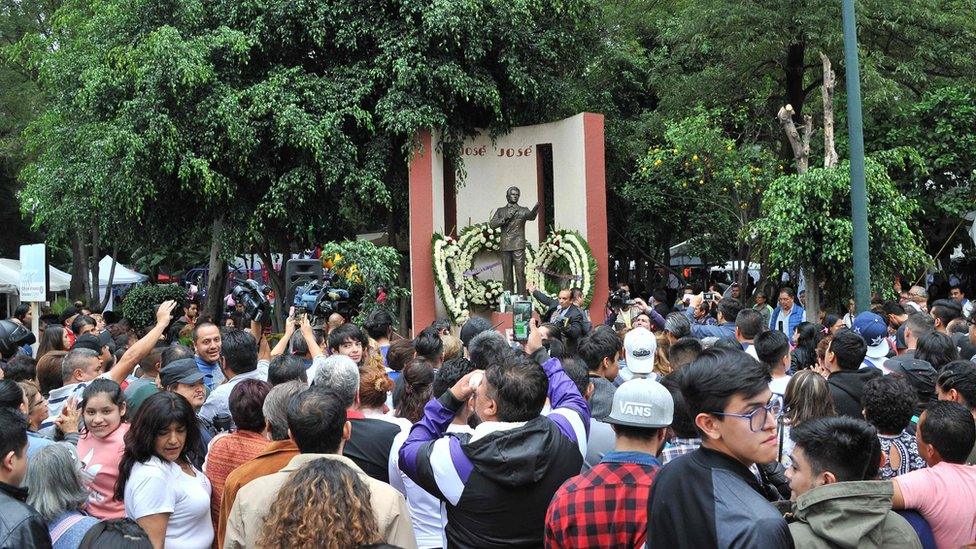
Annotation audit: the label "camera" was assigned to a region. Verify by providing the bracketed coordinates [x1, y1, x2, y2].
[703, 292, 715, 301]
[608, 288, 636, 309]
[293, 280, 352, 324]
[231, 279, 272, 323]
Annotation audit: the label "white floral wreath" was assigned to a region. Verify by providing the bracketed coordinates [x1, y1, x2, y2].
[432, 224, 596, 324]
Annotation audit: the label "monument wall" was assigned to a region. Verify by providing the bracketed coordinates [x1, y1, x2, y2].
[408, 113, 608, 334]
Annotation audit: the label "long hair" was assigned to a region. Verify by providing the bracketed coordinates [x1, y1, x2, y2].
[36, 325, 68, 359]
[114, 392, 199, 501]
[257, 458, 380, 549]
[395, 358, 434, 423]
[783, 370, 836, 426]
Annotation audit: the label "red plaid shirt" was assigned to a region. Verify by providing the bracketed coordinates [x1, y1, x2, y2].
[544, 451, 659, 548]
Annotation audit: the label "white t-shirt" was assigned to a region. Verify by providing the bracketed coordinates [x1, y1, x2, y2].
[388, 423, 473, 549]
[125, 456, 214, 549]
[774, 309, 792, 336]
[768, 375, 791, 397]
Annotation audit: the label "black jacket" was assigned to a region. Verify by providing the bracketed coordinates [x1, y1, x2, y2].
[828, 368, 883, 418]
[0, 482, 51, 549]
[532, 290, 587, 346]
[648, 447, 793, 548]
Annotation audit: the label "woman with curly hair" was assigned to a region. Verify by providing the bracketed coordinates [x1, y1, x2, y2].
[258, 458, 381, 549]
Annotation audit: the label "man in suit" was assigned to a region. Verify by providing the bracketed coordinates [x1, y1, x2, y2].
[528, 282, 587, 350]
[489, 186, 539, 295]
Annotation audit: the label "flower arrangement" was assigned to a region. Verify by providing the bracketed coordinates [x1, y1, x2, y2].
[432, 225, 597, 323]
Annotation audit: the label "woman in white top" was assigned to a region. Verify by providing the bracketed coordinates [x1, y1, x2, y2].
[115, 391, 213, 549]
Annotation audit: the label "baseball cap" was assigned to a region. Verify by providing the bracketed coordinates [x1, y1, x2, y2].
[159, 358, 206, 387]
[460, 317, 494, 347]
[624, 328, 656, 375]
[852, 311, 890, 359]
[885, 357, 936, 404]
[604, 377, 674, 428]
[72, 333, 104, 354]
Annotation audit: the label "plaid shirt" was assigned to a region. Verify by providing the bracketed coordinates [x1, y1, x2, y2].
[661, 437, 701, 465]
[544, 451, 659, 548]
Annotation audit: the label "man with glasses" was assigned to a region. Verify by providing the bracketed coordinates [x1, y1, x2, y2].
[647, 349, 792, 548]
[770, 287, 804, 338]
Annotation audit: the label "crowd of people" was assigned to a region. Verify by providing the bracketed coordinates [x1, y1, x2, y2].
[0, 276, 973, 548]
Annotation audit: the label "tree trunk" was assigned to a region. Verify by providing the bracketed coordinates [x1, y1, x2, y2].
[256, 243, 285, 333]
[70, 229, 87, 300]
[203, 217, 228, 323]
[785, 42, 807, 125]
[821, 53, 839, 169]
[777, 105, 813, 174]
[779, 95, 821, 322]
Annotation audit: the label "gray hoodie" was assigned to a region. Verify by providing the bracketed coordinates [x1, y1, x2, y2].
[785, 481, 921, 549]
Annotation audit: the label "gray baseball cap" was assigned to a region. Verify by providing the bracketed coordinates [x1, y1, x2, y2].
[604, 377, 674, 428]
[159, 358, 205, 387]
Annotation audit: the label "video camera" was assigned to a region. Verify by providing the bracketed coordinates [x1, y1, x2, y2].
[232, 279, 272, 323]
[608, 288, 636, 309]
[293, 280, 352, 324]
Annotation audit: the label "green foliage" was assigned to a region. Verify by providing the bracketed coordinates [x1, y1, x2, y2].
[49, 296, 72, 317]
[622, 110, 778, 262]
[16, 0, 598, 265]
[119, 284, 187, 331]
[752, 157, 929, 306]
[320, 240, 408, 325]
[883, 85, 976, 259]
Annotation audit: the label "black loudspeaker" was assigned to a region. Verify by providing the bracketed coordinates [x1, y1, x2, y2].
[284, 259, 323, 319]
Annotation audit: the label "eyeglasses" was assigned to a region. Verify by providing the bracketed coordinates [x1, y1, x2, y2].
[711, 395, 783, 432]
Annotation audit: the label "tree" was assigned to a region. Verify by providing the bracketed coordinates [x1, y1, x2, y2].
[0, 0, 59, 259]
[752, 155, 928, 310]
[884, 85, 976, 269]
[18, 0, 598, 322]
[623, 110, 779, 291]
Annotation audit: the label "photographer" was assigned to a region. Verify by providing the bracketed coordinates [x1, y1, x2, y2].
[603, 288, 667, 332]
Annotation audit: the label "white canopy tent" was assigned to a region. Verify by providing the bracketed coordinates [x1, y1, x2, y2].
[95, 255, 148, 310]
[0, 258, 73, 316]
[710, 260, 761, 283]
[0, 258, 72, 292]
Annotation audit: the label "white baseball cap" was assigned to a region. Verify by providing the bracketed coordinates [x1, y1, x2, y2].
[624, 328, 657, 375]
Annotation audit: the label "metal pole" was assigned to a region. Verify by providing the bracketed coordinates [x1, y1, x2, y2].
[842, 0, 870, 312]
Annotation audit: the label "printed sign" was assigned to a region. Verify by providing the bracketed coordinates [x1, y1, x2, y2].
[19, 244, 47, 301]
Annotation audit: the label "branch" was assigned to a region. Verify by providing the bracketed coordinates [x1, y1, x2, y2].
[777, 104, 812, 174]
[820, 53, 838, 168]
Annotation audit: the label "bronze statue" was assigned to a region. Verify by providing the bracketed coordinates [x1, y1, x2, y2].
[489, 186, 539, 295]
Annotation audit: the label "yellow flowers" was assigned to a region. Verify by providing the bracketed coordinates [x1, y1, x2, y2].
[692, 154, 699, 162]
[727, 145, 733, 152]
[654, 158, 662, 167]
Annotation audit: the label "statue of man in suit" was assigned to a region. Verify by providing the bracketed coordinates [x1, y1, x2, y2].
[489, 186, 539, 295]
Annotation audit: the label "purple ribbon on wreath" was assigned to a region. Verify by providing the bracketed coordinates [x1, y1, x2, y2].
[463, 262, 502, 277]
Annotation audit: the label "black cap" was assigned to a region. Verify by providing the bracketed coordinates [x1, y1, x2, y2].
[159, 358, 205, 387]
[99, 330, 117, 355]
[72, 333, 104, 354]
